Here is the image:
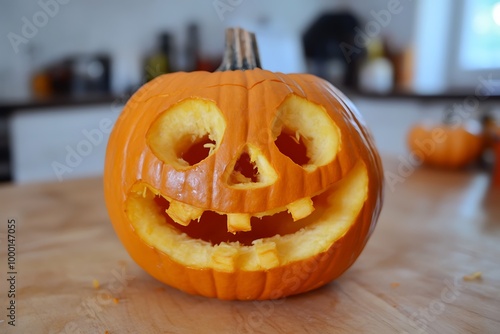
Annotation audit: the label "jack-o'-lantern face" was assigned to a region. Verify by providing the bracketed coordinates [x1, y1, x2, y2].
[104, 29, 383, 300]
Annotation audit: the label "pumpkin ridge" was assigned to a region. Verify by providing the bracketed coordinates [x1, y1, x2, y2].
[273, 71, 308, 97]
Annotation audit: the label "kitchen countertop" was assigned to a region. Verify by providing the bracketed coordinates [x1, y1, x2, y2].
[1, 88, 500, 116]
[344, 89, 500, 102]
[0, 155, 499, 333]
[0, 94, 120, 116]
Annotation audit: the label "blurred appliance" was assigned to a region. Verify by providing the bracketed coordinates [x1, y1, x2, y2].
[71, 55, 111, 95]
[302, 12, 366, 88]
[39, 54, 111, 96]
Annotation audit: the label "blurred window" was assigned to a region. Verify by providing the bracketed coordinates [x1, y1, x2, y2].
[459, 0, 500, 70]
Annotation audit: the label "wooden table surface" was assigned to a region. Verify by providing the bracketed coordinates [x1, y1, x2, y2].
[0, 156, 499, 334]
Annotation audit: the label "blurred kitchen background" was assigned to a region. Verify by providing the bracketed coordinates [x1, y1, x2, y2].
[0, 0, 499, 183]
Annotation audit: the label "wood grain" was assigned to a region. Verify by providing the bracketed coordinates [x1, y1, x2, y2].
[0, 155, 499, 334]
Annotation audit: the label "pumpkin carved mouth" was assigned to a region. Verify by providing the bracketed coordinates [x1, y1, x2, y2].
[125, 161, 368, 272]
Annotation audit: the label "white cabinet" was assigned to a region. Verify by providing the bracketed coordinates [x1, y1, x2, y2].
[10, 104, 123, 183]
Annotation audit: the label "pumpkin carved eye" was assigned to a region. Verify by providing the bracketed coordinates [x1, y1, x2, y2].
[272, 95, 341, 172]
[146, 98, 226, 169]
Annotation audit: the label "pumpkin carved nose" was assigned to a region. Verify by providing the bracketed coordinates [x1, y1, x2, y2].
[225, 145, 277, 188]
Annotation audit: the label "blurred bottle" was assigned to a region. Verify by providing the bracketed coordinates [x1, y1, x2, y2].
[493, 134, 500, 187]
[358, 38, 394, 94]
[184, 23, 200, 72]
[32, 70, 52, 98]
[182, 23, 219, 72]
[144, 33, 172, 81]
[480, 110, 499, 169]
[390, 46, 413, 91]
[482, 112, 498, 149]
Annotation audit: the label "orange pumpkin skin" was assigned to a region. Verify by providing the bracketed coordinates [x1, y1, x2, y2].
[407, 123, 484, 169]
[104, 68, 383, 300]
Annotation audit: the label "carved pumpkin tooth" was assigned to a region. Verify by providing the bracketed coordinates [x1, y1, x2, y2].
[227, 213, 252, 233]
[287, 197, 314, 221]
[166, 201, 204, 226]
[210, 244, 238, 272]
[254, 241, 279, 269]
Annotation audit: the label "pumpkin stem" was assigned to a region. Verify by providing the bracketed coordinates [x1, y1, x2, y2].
[217, 27, 262, 71]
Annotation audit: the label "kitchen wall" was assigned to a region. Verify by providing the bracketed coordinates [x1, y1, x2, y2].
[0, 0, 416, 99]
[1, 0, 421, 183]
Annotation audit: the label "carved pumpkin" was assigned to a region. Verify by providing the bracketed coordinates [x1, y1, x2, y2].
[407, 114, 484, 169]
[104, 28, 384, 300]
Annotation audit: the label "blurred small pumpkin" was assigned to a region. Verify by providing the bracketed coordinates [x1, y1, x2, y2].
[104, 28, 383, 300]
[407, 111, 484, 169]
